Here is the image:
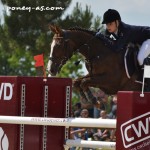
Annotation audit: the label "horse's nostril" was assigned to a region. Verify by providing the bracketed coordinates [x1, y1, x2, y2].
[49, 68, 57, 76]
[50, 68, 54, 73]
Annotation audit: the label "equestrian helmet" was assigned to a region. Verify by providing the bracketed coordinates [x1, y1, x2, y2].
[102, 9, 121, 24]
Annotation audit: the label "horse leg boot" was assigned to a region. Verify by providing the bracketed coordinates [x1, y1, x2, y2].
[85, 88, 104, 109]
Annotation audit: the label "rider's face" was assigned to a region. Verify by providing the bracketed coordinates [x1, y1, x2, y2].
[106, 20, 119, 33]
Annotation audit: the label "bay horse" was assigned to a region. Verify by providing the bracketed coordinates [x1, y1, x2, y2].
[47, 25, 143, 108]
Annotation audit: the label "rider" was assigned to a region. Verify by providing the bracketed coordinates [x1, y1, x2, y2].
[96, 9, 150, 67]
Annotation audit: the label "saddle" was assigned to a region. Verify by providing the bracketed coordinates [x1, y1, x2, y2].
[124, 43, 142, 81]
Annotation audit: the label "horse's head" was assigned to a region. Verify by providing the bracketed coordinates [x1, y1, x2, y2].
[47, 25, 98, 76]
[47, 25, 72, 76]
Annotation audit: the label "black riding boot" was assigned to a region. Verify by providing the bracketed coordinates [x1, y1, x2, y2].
[143, 57, 150, 65]
[143, 57, 150, 91]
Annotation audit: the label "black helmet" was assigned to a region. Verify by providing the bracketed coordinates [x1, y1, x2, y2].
[102, 9, 121, 24]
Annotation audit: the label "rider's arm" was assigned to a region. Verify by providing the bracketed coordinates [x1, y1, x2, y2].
[95, 32, 127, 52]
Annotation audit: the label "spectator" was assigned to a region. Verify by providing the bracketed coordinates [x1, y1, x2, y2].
[93, 110, 110, 141]
[108, 95, 117, 119]
[70, 109, 89, 140]
[100, 110, 108, 119]
[93, 88, 108, 118]
[70, 109, 94, 140]
[74, 102, 82, 117]
[110, 128, 116, 142]
[80, 96, 94, 118]
[108, 95, 117, 142]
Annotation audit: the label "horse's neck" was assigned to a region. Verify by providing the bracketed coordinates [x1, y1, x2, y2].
[68, 31, 113, 59]
[69, 31, 92, 50]
[79, 36, 111, 58]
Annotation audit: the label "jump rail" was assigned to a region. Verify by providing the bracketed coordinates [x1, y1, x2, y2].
[65, 139, 116, 150]
[0, 115, 116, 150]
[0, 115, 116, 128]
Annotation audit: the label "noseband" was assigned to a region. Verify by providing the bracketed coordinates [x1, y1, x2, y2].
[49, 55, 68, 71]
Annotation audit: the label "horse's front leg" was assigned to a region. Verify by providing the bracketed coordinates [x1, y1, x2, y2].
[73, 75, 91, 104]
[73, 74, 90, 91]
[80, 76, 97, 91]
[80, 75, 109, 109]
[80, 73, 123, 95]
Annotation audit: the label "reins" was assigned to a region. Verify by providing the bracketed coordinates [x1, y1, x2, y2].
[49, 30, 100, 75]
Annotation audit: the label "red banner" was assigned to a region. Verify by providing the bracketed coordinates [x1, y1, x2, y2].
[34, 54, 44, 67]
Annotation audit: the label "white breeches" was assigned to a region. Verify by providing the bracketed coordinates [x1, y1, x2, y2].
[137, 39, 150, 65]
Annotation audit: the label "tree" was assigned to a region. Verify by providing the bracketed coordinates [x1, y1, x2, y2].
[1, 0, 71, 54]
[0, 1, 102, 103]
[0, 0, 72, 75]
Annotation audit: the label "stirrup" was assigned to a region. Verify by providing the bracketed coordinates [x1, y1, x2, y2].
[143, 57, 150, 65]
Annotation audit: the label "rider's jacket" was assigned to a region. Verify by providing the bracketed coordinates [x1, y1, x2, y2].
[96, 21, 150, 52]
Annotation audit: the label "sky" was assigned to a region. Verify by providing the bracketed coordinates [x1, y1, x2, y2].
[0, 0, 150, 26]
[64, 0, 150, 26]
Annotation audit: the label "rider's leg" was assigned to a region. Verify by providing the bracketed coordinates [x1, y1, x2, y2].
[137, 39, 150, 90]
[137, 39, 150, 66]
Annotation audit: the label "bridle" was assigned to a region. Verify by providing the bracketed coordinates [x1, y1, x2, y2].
[48, 31, 97, 75]
[48, 36, 72, 73]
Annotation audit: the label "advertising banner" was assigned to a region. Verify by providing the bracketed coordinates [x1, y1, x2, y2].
[0, 76, 72, 150]
[117, 91, 150, 150]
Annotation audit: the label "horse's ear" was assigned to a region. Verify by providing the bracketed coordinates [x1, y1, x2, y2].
[49, 25, 57, 33]
[54, 25, 62, 35]
[49, 25, 62, 35]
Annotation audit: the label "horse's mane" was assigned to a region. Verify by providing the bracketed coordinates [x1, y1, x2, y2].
[68, 27, 96, 36]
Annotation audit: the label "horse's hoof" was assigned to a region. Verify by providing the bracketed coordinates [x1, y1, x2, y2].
[73, 80, 81, 90]
[94, 101, 101, 109]
[80, 79, 88, 91]
[94, 100, 105, 110]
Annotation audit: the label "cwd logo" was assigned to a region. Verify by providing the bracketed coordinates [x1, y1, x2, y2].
[0, 83, 13, 101]
[121, 112, 150, 148]
[0, 127, 9, 150]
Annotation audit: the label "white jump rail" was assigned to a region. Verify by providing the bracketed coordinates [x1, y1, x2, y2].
[65, 139, 116, 150]
[0, 116, 116, 150]
[0, 116, 116, 128]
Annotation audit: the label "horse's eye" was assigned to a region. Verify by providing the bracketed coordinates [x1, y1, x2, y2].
[57, 42, 61, 46]
[56, 40, 63, 46]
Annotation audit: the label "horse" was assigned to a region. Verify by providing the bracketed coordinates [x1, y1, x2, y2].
[47, 25, 143, 108]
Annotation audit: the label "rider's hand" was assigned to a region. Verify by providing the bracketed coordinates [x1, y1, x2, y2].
[95, 32, 114, 46]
